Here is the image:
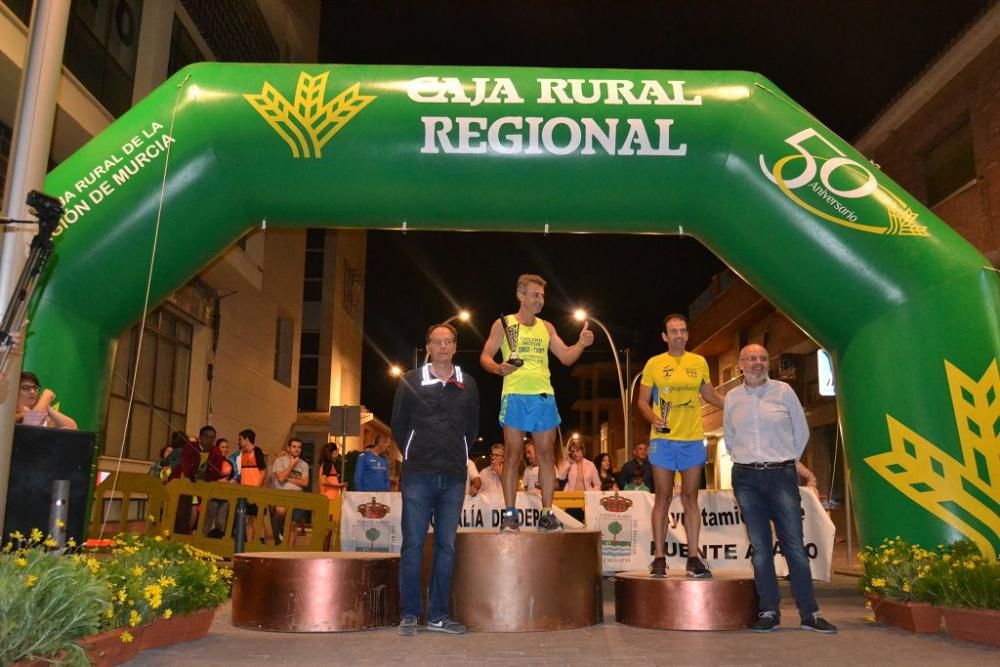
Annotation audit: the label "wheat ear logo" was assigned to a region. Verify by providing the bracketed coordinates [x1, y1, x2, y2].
[866, 359, 999, 557]
[243, 71, 376, 158]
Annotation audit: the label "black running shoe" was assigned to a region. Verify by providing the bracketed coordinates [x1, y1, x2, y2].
[649, 557, 667, 577]
[686, 556, 712, 578]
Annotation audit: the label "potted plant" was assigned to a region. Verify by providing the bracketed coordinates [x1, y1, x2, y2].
[1, 529, 113, 667]
[915, 539, 1000, 647]
[858, 536, 942, 633]
[95, 533, 232, 651]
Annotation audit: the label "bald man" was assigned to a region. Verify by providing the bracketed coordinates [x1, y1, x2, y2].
[724, 344, 836, 634]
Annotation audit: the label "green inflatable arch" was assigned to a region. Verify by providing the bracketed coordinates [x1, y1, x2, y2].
[27, 64, 1000, 554]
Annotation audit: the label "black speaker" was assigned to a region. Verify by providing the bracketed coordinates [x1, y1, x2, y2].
[3, 425, 96, 544]
[329, 405, 361, 437]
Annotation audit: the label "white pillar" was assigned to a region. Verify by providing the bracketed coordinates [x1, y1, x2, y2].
[0, 0, 72, 535]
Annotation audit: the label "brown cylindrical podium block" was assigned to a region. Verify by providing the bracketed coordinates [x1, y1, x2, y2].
[614, 571, 758, 630]
[451, 529, 603, 632]
[232, 552, 399, 632]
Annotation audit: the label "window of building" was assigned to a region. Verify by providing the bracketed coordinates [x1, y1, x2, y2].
[298, 229, 325, 411]
[274, 316, 294, 386]
[167, 15, 203, 76]
[63, 0, 143, 117]
[104, 307, 192, 461]
[924, 119, 976, 206]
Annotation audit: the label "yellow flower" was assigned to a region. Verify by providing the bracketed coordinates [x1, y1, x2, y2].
[30, 528, 43, 542]
[105, 608, 114, 618]
[131, 565, 145, 577]
[146, 514, 156, 523]
[129, 610, 142, 627]
[943, 555, 951, 562]
[117, 588, 128, 603]
[164, 609, 173, 620]
[55, 519, 66, 528]
[154, 535, 163, 542]
[10, 530, 23, 540]
[15, 557, 27, 567]
[872, 577, 887, 588]
[158, 576, 176, 588]
[43, 538, 58, 548]
[120, 631, 133, 644]
[902, 581, 911, 593]
[25, 574, 38, 587]
[965, 562, 976, 570]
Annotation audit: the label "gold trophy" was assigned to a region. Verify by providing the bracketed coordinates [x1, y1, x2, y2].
[499, 314, 524, 367]
[655, 396, 671, 434]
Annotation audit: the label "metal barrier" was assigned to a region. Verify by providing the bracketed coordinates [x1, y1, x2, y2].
[90, 473, 338, 558]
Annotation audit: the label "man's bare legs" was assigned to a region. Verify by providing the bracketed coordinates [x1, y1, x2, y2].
[651, 465, 675, 561]
[501, 425, 525, 506]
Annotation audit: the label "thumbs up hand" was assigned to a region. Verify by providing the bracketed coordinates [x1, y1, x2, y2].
[578, 321, 594, 348]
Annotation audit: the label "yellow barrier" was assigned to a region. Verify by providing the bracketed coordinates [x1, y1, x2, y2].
[90, 473, 339, 558]
[90, 472, 169, 538]
[553, 491, 586, 511]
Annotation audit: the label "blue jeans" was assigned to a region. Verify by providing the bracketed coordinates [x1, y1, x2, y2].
[732, 465, 818, 620]
[399, 472, 466, 621]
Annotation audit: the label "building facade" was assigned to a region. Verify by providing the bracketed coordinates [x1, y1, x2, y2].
[0, 0, 378, 476]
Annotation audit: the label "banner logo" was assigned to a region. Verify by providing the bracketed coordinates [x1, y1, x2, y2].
[244, 71, 375, 158]
[759, 128, 928, 237]
[867, 359, 999, 558]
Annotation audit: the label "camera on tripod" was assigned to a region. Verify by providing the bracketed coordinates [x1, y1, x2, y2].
[25, 190, 63, 227]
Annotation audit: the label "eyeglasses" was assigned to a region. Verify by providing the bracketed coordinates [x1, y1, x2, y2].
[20, 384, 39, 392]
[740, 355, 769, 363]
[428, 338, 454, 346]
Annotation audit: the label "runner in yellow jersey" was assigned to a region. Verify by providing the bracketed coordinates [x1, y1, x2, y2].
[637, 313, 723, 578]
[480, 274, 593, 532]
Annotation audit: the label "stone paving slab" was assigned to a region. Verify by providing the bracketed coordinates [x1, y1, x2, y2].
[131, 575, 999, 666]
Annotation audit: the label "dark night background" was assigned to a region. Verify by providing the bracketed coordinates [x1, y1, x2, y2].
[318, 0, 994, 451]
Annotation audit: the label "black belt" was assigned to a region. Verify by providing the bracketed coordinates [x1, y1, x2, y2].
[733, 460, 796, 470]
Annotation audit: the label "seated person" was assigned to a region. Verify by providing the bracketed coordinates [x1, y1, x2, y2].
[16, 372, 77, 429]
[479, 444, 505, 501]
[269, 438, 310, 545]
[623, 462, 651, 492]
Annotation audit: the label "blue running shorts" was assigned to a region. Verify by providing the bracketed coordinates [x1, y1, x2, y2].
[499, 394, 561, 432]
[649, 438, 706, 472]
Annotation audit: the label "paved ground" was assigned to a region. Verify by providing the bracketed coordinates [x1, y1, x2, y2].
[131, 574, 997, 666]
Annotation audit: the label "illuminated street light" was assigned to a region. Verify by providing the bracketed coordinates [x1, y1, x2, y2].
[389, 365, 403, 378]
[574, 309, 629, 455]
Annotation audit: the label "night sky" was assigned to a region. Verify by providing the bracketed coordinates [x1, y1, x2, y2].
[318, 0, 993, 450]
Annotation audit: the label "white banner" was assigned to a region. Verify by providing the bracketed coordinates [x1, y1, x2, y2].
[584, 490, 835, 581]
[341, 491, 582, 552]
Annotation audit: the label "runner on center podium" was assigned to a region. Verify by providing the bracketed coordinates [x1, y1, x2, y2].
[480, 274, 593, 532]
[637, 313, 724, 578]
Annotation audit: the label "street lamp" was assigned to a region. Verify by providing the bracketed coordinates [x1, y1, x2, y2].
[389, 364, 403, 378]
[574, 309, 629, 455]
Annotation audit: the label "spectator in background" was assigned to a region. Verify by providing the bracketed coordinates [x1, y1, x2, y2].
[16, 371, 77, 429]
[269, 438, 310, 545]
[623, 462, 651, 492]
[354, 434, 391, 492]
[229, 429, 267, 542]
[618, 442, 654, 492]
[319, 442, 346, 500]
[594, 453, 617, 491]
[558, 440, 600, 491]
[479, 444, 505, 501]
[522, 439, 541, 493]
[466, 458, 482, 496]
